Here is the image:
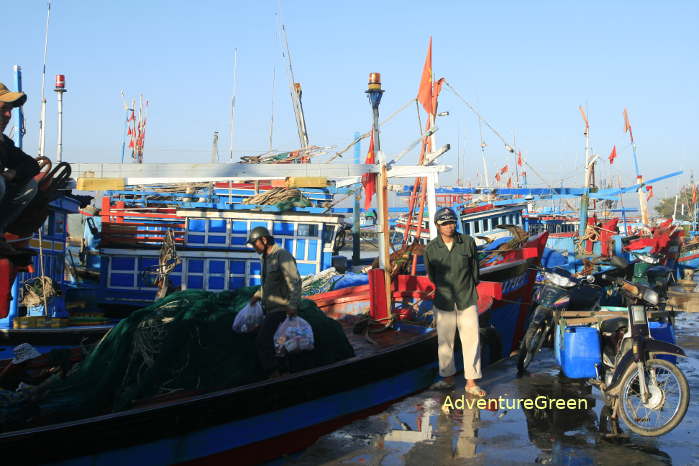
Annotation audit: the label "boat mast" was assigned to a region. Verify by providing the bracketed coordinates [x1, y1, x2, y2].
[279, 23, 309, 150]
[37, 0, 52, 159]
[624, 108, 649, 225]
[478, 119, 490, 188]
[229, 48, 238, 161]
[578, 105, 591, 243]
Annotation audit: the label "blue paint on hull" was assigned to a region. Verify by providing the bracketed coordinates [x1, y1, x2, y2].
[48, 362, 438, 466]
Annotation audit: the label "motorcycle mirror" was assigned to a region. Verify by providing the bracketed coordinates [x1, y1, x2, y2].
[586, 275, 595, 284]
[610, 256, 629, 270]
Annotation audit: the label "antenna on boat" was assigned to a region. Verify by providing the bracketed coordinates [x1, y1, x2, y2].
[277, 13, 309, 150]
[229, 48, 238, 162]
[37, 0, 52, 159]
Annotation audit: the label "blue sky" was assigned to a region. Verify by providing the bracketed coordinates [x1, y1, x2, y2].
[2, 1, 697, 205]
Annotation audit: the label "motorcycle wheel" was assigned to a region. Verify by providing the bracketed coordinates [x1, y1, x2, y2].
[517, 321, 549, 373]
[618, 358, 689, 437]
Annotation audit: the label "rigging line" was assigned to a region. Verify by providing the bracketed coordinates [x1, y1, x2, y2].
[444, 80, 555, 189]
[326, 97, 417, 162]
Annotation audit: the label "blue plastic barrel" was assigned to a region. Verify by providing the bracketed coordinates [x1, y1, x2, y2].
[561, 326, 601, 379]
[649, 321, 677, 364]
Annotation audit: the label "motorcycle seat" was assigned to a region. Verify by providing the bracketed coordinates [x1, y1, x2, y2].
[599, 317, 628, 334]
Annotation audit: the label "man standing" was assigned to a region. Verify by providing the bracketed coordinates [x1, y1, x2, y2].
[247, 226, 302, 377]
[424, 207, 486, 396]
[0, 82, 40, 255]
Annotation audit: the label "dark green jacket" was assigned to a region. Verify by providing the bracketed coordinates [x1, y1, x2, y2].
[252, 244, 302, 313]
[424, 233, 480, 311]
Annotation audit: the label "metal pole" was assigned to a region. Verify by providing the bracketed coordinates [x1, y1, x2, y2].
[54, 74, 66, 162]
[13, 66, 24, 147]
[352, 131, 361, 266]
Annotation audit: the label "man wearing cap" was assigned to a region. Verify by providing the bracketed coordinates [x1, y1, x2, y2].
[424, 207, 486, 397]
[246, 226, 302, 377]
[0, 83, 40, 255]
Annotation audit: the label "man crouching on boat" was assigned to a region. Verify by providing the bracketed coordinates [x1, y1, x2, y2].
[0, 83, 39, 256]
[247, 226, 302, 378]
[424, 207, 486, 397]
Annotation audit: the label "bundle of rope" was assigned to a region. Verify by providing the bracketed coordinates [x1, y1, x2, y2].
[242, 187, 310, 209]
[575, 223, 600, 254]
[20, 276, 58, 308]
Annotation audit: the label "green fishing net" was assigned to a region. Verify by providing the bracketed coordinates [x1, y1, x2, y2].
[28, 287, 353, 424]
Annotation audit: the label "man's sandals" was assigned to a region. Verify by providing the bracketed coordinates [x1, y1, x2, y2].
[465, 385, 487, 397]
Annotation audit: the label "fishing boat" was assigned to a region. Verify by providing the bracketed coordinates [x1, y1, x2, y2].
[0, 229, 548, 465]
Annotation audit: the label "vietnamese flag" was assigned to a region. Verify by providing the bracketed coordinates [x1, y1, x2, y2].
[417, 37, 433, 115]
[361, 132, 377, 210]
[517, 151, 523, 167]
[495, 172, 501, 182]
[693, 185, 697, 205]
[500, 165, 509, 175]
[608, 145, 617, 165]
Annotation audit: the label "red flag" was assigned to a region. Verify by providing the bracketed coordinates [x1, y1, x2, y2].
[431, 77, 445, 115]
[517, 151, 523, 167]
[506, 177, 512, 188]
[608, 145, 617, 164]
[417, 37, 433, 115]
[495, 172, 501, 182]
[692, 185, 697, 205]
[500, 165, 509, 175]
[623, 108, 634, 143]
[361, 133, 376, 210]
[646, 185, 653, 200]
[579, 106, 589, 129]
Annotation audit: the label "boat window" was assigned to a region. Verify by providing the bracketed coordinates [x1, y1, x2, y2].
[474, 220, 480, 233]
[322, 225, 334, 243]
[463, 222, 471, 235]
[491, 217, 499, 230]
[297, 223, 319, 237]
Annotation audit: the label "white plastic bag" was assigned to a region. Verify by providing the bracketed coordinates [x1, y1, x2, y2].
[232, 301, 264, 333]
[274, 316, 315, 355]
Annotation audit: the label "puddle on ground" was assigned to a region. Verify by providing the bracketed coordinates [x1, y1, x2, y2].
[284, 313, 699, 466]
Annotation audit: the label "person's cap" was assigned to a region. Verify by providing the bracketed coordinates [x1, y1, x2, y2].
[434, 207, 458, 225]
[247, 226, 272, 244]
[11, 343, 41, 364]
[0, 83, 27, 107]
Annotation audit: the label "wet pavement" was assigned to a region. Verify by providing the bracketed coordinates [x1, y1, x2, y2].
[285, 312, 699, 465]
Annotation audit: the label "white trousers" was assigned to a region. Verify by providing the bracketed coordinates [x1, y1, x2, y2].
[435, 305, 481, 380]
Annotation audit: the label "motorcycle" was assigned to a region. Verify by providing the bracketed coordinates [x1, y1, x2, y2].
[590, 268, 689, 436]
[516, 267, 603, 372]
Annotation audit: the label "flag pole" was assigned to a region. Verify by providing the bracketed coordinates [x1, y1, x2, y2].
[624, 108, 649, 225]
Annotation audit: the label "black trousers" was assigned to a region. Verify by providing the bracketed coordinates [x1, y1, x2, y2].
[256, 311, 287, 375]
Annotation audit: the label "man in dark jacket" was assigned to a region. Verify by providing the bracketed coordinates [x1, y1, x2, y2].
[424, 207, 486, 397]
[0, 83, 40, 255]
[247, 226, 302, 377]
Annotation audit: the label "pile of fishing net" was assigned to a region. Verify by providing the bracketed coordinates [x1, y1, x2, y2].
[27, 287, 353, 424]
